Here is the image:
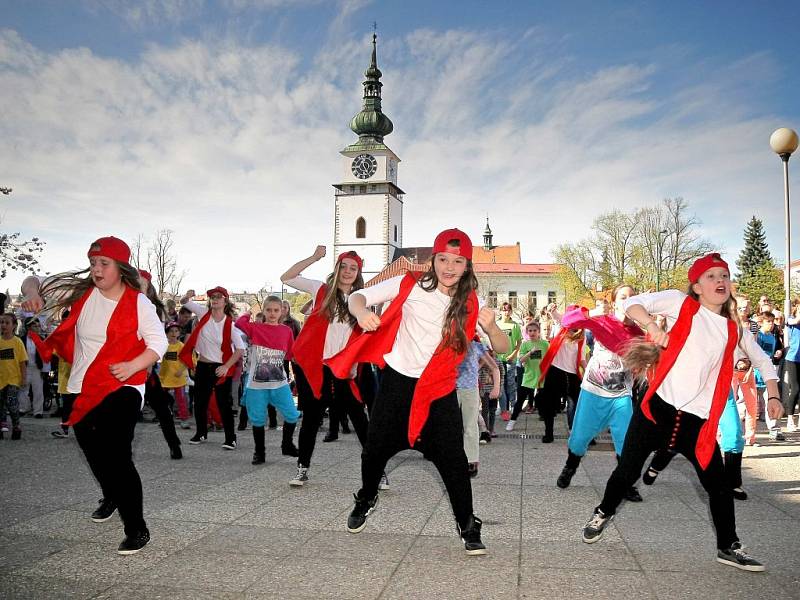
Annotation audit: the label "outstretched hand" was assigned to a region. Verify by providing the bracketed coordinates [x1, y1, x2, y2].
[313, 245, 327, 261]
[477, 307, 496, 332]
[22, 295, 44, 313]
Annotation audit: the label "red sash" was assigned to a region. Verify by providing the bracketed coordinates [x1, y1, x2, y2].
[539, 328, 585, 381]
[640, 296, 738, 470]
[327, 273, 479, 446]
[292, 284, 360, 400]
[29, 286, 147, 425]
[179, 309, 233, 385]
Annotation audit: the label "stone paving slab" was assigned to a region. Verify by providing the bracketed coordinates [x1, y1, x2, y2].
[0, 412, 798, 599]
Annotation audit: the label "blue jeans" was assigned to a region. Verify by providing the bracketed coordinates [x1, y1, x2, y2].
[499, 361, 517, 412]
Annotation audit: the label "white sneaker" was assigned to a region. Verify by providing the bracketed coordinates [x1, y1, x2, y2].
[290, 466, 309, 487]
[786, 416, 797, 432]
[506, 420, 516, 431]
[379, 471, 390, 491]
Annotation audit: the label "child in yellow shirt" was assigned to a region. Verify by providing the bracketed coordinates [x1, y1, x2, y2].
[0, 313, 28, 440]
[159, 323, 191, 429]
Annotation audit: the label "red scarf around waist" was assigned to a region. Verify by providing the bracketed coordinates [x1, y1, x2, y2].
[539, 327, 585, 381]
[292, 283, 360, 400]
[327, 273, 479, 446]
[640, 296, 738, 470]
[29, 286, 147, 425]
[179, 309, 233, 385]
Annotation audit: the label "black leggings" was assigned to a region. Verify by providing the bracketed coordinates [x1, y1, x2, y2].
[73, 387, 146, 536]
[782, 360, 800, 417]
[537, 366, 581, 437]
[294, 364, 369, 468]
[193, 362, 235, 443]
[598, 394, 737, 550]
[511, 386, 537, 420]
[358, 366, 474, 528]
[145, 372, 180, 449]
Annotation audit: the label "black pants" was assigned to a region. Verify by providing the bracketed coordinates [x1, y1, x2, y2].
[145, 372, 180, 449]
[598, 394, 737, 550]
[73, 387, 146, 536]
[537, 366, 581, 437]
[481, 393, 498, 433]
[511, 386, 537, 420]
[358, 366, 474, 528]
[193, 362, 235, 443]
[782, 360, 800, 418]
[294, 364, 368, 468]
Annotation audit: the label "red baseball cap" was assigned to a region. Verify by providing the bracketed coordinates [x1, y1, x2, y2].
[337, 251, 363, 271]
[432, 228, 473, 261]
[688, 253, 729, 283]
[138, 269, 152, 282]
[206, 286, 229, 298]
[87, 236, 131, 265]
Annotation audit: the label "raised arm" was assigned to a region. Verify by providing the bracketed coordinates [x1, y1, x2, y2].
[281, 246, 327, 283]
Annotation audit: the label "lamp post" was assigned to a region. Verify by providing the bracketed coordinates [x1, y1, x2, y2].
[770, 127, 799, 319]
[656, 229, 668, 291]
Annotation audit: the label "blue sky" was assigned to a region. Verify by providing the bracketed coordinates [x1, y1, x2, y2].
[3, 0, 800, 294]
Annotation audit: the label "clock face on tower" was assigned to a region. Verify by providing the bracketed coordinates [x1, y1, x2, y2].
[351, 154, 378, 179]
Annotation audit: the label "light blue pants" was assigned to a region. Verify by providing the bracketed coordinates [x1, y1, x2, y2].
[243, 385, 299, 427]
[719, 392, 744, 454]
[567, 389, 633, 457]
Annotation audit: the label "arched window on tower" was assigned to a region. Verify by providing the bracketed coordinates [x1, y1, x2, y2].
[393, 225, 398, 242]
[356, 217, 366, 239]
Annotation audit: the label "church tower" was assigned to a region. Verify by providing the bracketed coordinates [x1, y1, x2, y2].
[333, 34, 404, 280]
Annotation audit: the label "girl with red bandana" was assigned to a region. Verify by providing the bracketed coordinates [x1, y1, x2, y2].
[580, 253, 783, 572]
[23, 236, 167, 555]
[328, 229, 509, 555]
[281, 247, 371, 487]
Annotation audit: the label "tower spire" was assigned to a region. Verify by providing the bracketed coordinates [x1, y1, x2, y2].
[483, 215, 493, 251]
[347, 33, 393, 149]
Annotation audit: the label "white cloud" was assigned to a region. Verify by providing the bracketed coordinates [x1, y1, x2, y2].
[1, 25, 797, 299]
[85, 0, 205, 27]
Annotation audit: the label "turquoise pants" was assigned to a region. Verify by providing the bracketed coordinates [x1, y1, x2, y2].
[567, 389, 633, 457]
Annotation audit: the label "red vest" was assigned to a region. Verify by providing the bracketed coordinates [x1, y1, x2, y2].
[292, 284, 360, 400]
[327, 273, 479, 446]
[29, 286, 147, 425]
[539, 328, 585, 381]
[640, 296, 738, 470]
[179, 309, 234, 384]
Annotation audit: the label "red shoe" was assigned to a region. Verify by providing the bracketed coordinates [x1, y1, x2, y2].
[500, 410, 510, 422]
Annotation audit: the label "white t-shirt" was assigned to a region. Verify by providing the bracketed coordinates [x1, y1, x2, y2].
[624, 290, 778, 418]
[183, 300, 247, 363]
[285, 277, 354, 359]
[552, 338, 585, 375]
[353, 275, 453, 378]
[581, 341, 631, 398]
[68, 288, 168, 400]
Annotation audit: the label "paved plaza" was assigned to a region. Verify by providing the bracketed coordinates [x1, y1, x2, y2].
[1, 412, 799, 599]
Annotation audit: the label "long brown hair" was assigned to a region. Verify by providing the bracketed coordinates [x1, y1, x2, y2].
[418, 246, 479, 354]
[623, 283, 743, 378]
[319, 259, 364, 325]
[206, 296, 237, 318]
[142, 280, 166, 322]
[39, 262, 142, 315]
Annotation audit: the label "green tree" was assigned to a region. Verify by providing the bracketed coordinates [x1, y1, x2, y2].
[736, 217, 772, 278]
[737, 260, 784, 305]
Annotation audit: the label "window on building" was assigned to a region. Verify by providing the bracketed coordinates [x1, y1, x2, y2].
[355, 217, 366, 239]
[508, 291, 518, 309]
[359, 185, 367, 194]
[527, 291, 537, 312]
[349, 185, 355, 193]
[393, 224, 398, 242]
[370, 184, 377, 192]
[488, 291, 498, 308]
[548, 291, 557, 306]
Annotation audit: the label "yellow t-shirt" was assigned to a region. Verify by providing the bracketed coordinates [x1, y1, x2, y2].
[56, 352, 72, 395]
[0, 336, 28, 388]
[159, 341, 188, 388]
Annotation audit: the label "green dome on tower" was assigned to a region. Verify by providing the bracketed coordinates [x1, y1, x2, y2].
[346, 34, 393, 150]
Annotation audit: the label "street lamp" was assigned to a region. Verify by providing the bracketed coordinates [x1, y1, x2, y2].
[770, 127, 799, 319]
[656, 229, 668, 291]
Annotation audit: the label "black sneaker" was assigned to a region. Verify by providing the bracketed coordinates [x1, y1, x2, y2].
[556, 466, 576, 489]
[582, 508, 612, 544]
[642, 467, 660, 486]
[221, 439, 237, 450]
[170, 445, 183, 460]
[379, 471, 390, 491]
[323, 432, 338, 443]
[51, 429, 69, 438]
[625, 486, 643, 502]
[542, 433, 554, 443]
[458, 515, 487, 556]
[479, 431, 491, 445]
[252, 452, 265, 465]
[347, 492, 378, 533]
[281, 444, 299, 457]
[716, 541, 765, 572]
[188, 434, 206, 445]
[732, 487, 748, 501]
[117, 528, 150, 555]
[91, 498, 117, 523]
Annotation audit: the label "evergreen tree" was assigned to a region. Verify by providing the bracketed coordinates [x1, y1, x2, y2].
[736, 217, 772, 278]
